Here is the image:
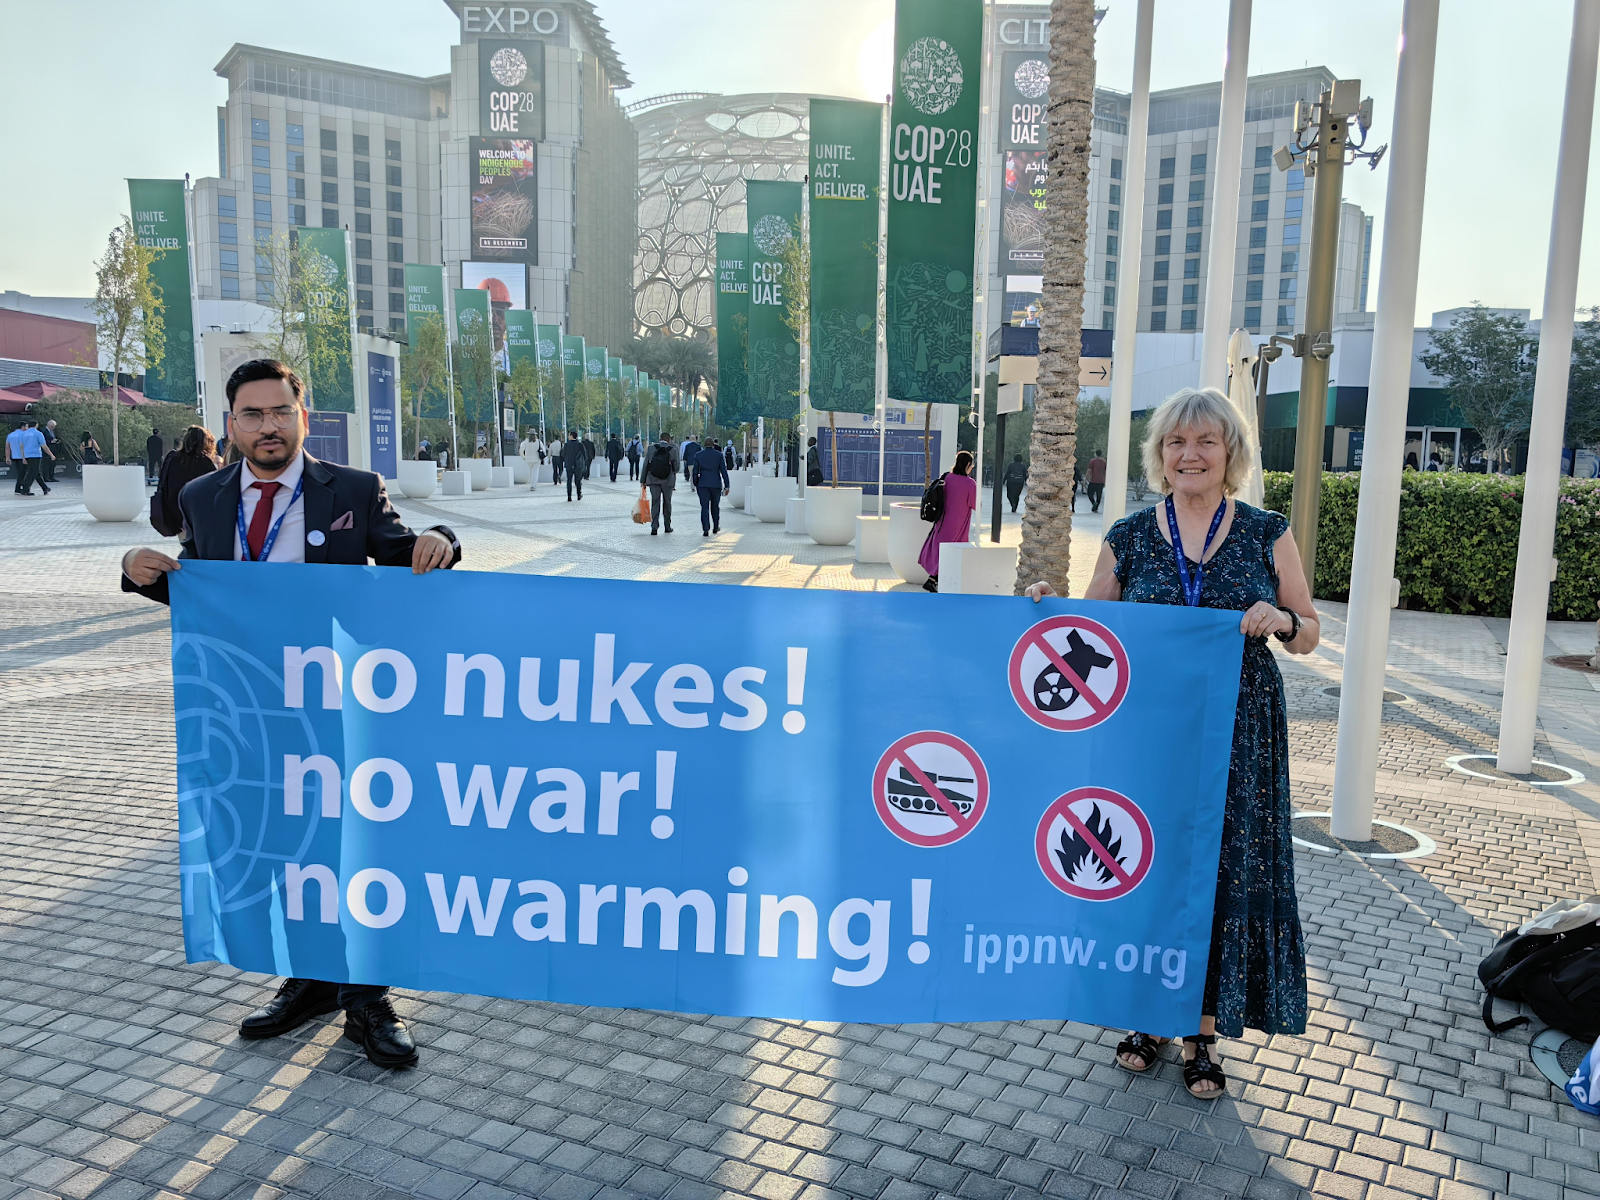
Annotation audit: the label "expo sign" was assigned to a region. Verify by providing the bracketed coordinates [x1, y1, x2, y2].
[460, 5, 560, 35]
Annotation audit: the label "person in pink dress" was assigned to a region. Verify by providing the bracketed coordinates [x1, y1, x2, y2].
[918, 450, 978, 592]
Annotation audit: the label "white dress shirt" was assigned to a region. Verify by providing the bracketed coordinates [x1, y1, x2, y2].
[233, 452, 307, 563]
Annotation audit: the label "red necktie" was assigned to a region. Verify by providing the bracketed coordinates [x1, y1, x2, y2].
[246, 481, 282, 560]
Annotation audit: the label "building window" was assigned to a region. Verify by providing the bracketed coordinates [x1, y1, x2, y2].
[1104, 260, 1117, 281]
[219, 249, 239, 271]
[1190, 153, 1207, 174]
[1184, 258, 1199, 279]
[253, 172, 270, 194]
[1186, 206, 1203, 228]
[1103, 286, 1115, 307]
[254, 198, 271, 222]
[219, 222, 237, 244]
[219, 195, 236, 218]
[1188, 180, 1204, 202]
[218, 116, 227, 174]
[1283, 223, 1301, 245]
[1285, 195, 1303, 219]
[1185, 233, 1201, 253]
[1281, 251, 1299, 273]
[388, 267, 404, 288]
[356, 237, 373, 258]
[287, 123, 304, 145]
[389, 292, 405, 312]
[1180, 309, 1197, 330]
[356, 264, 373, 285]
[1156, 209, 1172, 230]
[1277, 304, 1295, 327]
[257, 279, 274, 302]
[1109, 184, 1121, 205]
[1253, 172, 1271, 195]
[1159, 157, 1175, 178]
[1246, 279, 1263, 302]
[386, 165, 402, 187]
[1279, 277, 1298, 299]
[1287, 168, 1305, 191]
[387, 217, 403, 237]
[1244, 305, 1261, 328]
[353, 134, 370, 156]
[354, 159, 370, 182]
[1106, 235, 1118, 255]
[321, 129, 337, 151]
[1152, 285, 1168, 306]
[1248, 253, 1265, 275]
[389, 188, 405, 213]
[290, 204, 306, 225]
[389, 317, 407, 334]
[255, 248, 271, 273]
[293, 177, 310, 199]
[251, 117, 270, 139]
[1110, 158, 1123, 180]
[322, 207, 339, 228]
[288, 151, 305, 173]
[1107, 209, 1120, 231]
[1252, 199, 1268, 220]
[1150, 311, 1167, 331]
[252, 145, 270, 168]
[358, 313, 374, 331]
[1255, 145, 1272, 168]
[1157, 182, 1174, 205]
[255, 226, 272, 247]
[1182, 284, 1198, 305]
[1249, 226, 1266, 248]
[354, 186, 371, 208]
[357, 289, 373, 310]
[386, 139, 402, 161]
[1102, 311, 1114, 331]
[221, 276, 240, 300]
[1152, 260, 1169, 280]
[1154, 235, 1170, 255]
[321, 182, 338, 204]
[389, 241, 404, 261]
[355, 212, 372, 234]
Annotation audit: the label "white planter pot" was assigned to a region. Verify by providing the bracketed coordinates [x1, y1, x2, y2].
[396, 459, 438, 499]
[855, 515, 890, 563]
[749, 475, 796, 523]
[888, 502, 933, 585]
[785, 496, 807, 534]
[466, 459, 492, 491]
[490, 465, 513, 488]
[82, 464, 146, 523]
[805, 487, 862, 546]
[441, 470, 469, 496]
[938, 542, 1019, 595]
[729, 469, 748, 509]
[511, 456, 532, 484]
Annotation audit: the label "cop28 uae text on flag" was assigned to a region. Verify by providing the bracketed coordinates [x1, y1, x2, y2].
[170, 563, 1244, 1032]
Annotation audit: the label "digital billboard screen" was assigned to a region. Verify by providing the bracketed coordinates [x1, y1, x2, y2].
[471, 138, 538, 264]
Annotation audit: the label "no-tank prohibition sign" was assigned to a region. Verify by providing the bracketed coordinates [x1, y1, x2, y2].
[1034, 787, 1153, 901]
[1009, 614, 1129, 731]
[872, 731, 990, 848]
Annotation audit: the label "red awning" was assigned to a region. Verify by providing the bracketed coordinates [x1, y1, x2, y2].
[3, 380, 156, 406]
[0, 389, 34, 414]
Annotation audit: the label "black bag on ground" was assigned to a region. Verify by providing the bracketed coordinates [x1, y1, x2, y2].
[1479, 919, 1600, 1041]
[919, 474, 946, 523]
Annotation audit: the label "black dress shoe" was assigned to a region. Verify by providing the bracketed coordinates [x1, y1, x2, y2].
[343, 997, 418, 1068]
[238, 977, 339, 1039]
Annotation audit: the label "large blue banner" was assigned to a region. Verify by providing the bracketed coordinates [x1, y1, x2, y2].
[170, 563, 1243, 1032]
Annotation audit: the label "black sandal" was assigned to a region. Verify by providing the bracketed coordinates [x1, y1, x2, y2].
[1114, 1031, 1164, 1072]
[1182, 1034, 1227, 1098]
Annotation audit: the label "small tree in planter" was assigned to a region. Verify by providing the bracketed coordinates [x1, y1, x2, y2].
[92, 218, 165, 464]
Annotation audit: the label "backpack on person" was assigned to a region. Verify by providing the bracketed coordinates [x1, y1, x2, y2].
[919, 473, 947, 523]
[648, 444, 674, 480]
[1478, 898, 1600, 1041]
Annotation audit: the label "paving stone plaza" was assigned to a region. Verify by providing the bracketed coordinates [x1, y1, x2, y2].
[3, 477, 1599, 1200]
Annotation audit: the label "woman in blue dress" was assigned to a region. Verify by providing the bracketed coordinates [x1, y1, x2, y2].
[1028, 387, 1319, 1098]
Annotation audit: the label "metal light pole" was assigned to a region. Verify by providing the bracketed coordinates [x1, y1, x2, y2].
[1497, 0, 1600, 774]
[1103, 0, 1154, 526]
[1329, 0, 1438, 842]
[1196, 0, 1253, 391]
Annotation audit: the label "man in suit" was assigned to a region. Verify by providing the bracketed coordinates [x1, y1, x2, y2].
[643, 434, 679, 535]
[561, 430, 587, 500]
[121, 358, 460, 1069]
[692, 438, 730, 537]
[580, 432, 597, 480]
[680, 435, 701, 485]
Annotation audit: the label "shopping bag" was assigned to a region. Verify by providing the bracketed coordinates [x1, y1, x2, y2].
[1567, 1036, 1600, 1115]
[631, 490, 649, 524]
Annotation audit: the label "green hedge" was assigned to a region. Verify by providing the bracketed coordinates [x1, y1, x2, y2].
[1261, 471, 1600, 621]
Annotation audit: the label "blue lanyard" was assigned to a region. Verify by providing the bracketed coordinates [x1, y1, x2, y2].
[236, 477, 304, 562]
[1166, 494, 1227, 607]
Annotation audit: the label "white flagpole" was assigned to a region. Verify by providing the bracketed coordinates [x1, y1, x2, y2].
[1196, 0, 1252, 390]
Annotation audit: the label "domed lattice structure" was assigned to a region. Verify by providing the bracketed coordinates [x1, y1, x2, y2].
[631, 92, 847, 337]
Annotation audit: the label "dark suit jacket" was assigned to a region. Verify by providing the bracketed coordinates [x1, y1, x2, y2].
[692, 446, 729, 490]
[560, 440, 587, 471]
[122, 453, 459, 606]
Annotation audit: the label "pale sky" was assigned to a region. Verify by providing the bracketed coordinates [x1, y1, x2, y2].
[1, 0, 1596, 323]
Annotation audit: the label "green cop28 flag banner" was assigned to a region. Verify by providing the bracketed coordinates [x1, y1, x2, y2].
[297, 228, 354, 413]
[403, 264, 445, 349]
[127, 180, 196, 405]
[504, 310, 535, 373]
[714, 232, 750, 428]
[745, 180, 802, 419]
[562, 335, 585, 394]
[887, 0, 982, 405]
[584, 345, 608, 384]
[809, 100, 881, 415]
[453, 288, 494, 425]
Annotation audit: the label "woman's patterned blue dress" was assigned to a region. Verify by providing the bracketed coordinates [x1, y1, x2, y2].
[1104, 501, 1308, 1037]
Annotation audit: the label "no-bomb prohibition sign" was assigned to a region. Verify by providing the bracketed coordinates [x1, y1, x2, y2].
[1009, 614, 1129, 731]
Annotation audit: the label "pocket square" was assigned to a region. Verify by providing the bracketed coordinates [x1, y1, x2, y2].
[330, 510, 355, 531]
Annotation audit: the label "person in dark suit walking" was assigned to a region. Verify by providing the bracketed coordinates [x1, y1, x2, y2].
[692, 438, 730, 536]
[681, 435, 701, 484]
[581, 433, 597, 479]
[561, 431, 587, 500]
[643, 434, 679, 534]
[120, 359, 460, 1069]
[605, 434, 624, 482]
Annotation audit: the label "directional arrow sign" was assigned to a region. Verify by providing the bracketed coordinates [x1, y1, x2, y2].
[1078, 357, 1112, 386]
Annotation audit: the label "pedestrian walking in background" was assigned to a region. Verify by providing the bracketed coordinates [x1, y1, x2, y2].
[805, 436, 823, 486]
[5, 424, 25, 494]
[1027, 387, 1318, 1099]
[146, 429, 164, 484]
[643, 433, 679, 535]
[581, 432, 596, 479]
[41, 420, 61, 483]
[1087, 449, 1107, 513]
[16, 420, 53, 496]
[606, 433, 624, 482]
[917, 449, 977, 593]
[1003, 454, 1028, 513]
[692, 437, 729, 536]
[562, 431, 587, 500]
[416, 438, 434, 462]
[80, 431, 102, 465]
[723, 443, 734, 472]
[120, 357, 460, 1071]
[1071, 459, 1084, 512]
[151, 425, 221, 538]
[626, 436, 642, 480]
[680, 435, 700, 484]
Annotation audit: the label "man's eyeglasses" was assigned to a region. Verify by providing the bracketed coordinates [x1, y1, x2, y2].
[233, 406, 302, 433]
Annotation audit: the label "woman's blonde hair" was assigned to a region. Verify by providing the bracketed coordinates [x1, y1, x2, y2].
[1140, 387, 1254, 497]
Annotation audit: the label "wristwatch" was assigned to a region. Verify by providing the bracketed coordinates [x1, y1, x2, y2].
[1274, 606, 1302, 643]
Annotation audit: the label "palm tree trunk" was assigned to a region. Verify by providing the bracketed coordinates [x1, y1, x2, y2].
[1016, 0, 1096, 595]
